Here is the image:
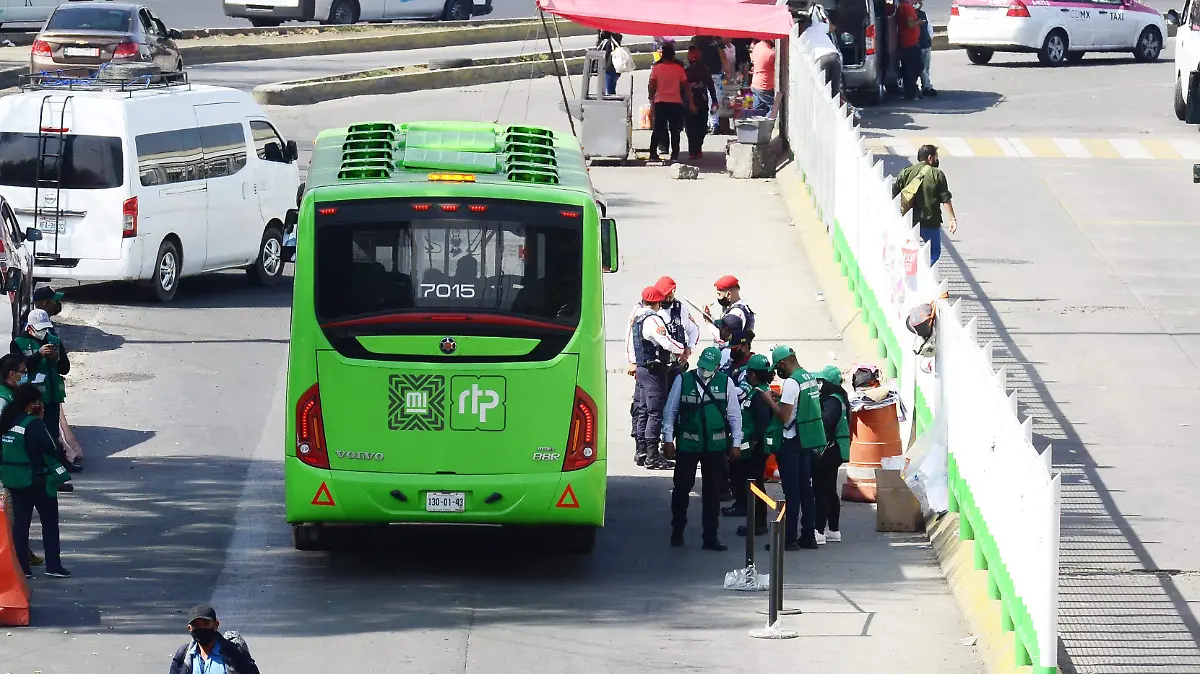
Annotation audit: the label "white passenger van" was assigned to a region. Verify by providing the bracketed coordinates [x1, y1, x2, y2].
[0, 75, 302, 301]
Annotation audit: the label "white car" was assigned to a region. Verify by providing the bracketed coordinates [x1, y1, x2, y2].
[1171, 4, 1200, 119]
[948, 0, 1166, 66]
[0, 76, 302, 302]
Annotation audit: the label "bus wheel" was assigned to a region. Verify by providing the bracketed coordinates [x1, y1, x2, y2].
[560, 526, 597, 554]
[292, 524, 328, 551]
[248, 227, 285, 287]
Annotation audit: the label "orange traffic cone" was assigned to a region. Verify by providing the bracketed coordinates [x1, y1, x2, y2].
[0, 493, 31, 626]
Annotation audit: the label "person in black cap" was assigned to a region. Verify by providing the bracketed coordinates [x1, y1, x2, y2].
[169, 604, 260, 674]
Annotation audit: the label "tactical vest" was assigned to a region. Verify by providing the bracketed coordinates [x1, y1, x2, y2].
[663, 300, 687, 344]
[14, 333, 66, 403]
[730, 299, 755, 331]
[676, 371, 730, 453]
[785, 368, 827, 451]
[632, 311, 668, 368]
[0, 415, 67, 496]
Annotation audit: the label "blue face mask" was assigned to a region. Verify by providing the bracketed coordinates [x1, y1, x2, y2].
[18, 374, 28, 385]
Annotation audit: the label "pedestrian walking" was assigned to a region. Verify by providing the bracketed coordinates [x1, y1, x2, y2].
[648, 42, 689, 162]
[726, 354, 773, 537]
[684, 46, 719, 159]
[662, 346, 743, 551]
[169, 604, 261, 674]
[750, 38, 777, 116]
[0, 383, 71, 579]
[597, 31, 624, 95]
[916, 1, 937, 96]
[892, 144, 958, 264]
[694, 36, 728, 133]
[896, 0, 923, 99]
[813, 365, 851, 542]
[12, 309, 71, 470]
[762, 345, 826, 549]
[630, 285, 686, 469]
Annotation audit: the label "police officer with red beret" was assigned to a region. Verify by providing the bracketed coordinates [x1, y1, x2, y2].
[627, 285, 686, 469]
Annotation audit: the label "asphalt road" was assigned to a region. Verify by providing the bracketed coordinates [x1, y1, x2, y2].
[143, 0, 538, 28]
[861, 42, 1200, 674]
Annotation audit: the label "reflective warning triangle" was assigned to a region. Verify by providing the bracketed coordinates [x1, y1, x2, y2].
[555, 484, 580, 509]
[311, 482, 336, 507]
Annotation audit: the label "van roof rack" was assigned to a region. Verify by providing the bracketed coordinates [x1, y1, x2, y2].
[19, 69, 190, 95]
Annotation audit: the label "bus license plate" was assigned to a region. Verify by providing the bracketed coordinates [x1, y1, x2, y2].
[37, 217, 64, 234]
[425, 491, 466, 512]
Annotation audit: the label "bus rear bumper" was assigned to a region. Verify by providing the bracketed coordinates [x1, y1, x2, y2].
[284, 457, 606, 527]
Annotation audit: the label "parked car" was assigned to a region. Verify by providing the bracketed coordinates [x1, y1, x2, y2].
[0, 195, 38, 339]
[31, 1, 183, 75]
[0, 76, 302, 302]
[222, 0, 494, 27]
[1170, 4, 1200, 120]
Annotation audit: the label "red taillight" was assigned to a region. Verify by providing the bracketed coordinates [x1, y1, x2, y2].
[563, 387, 598, 472]
[468, 205, 487, 213]
[440, 203, 459, 212]
[411, 203, 431, 211]
[950, 0, 959, 15]
[122, 197, 137, 238]
[560, 210, 580, 218]
[296, 383, 329, 470]
[31, 40, 50, 57]
[1006, 1, 1030, 17]
[865, 24, 876, 55]
[317, 207, 337, 216]
[112, 41, 138, 58]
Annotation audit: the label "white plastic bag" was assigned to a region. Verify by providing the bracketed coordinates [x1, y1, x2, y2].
[901, 419, 949, 516]
[724, 566, 770, 591]
[612, 46, 636, 74]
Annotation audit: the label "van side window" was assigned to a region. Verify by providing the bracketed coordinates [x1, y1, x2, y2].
[250, 120, 288, 163]
[0, 133, 124, 190]
[136, 127, 203, 187]
[198, 123, 248, 179]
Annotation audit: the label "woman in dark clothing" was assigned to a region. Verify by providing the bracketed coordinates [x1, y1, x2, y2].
[596, 31, 624, 95]
[0, 383, 71, 578]
[684, 46, 718, 159]
[813, 367, 852, 542]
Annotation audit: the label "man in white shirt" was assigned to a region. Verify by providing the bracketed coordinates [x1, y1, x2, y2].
[654, 276, 698, 377]
[628, 285, 686, 469]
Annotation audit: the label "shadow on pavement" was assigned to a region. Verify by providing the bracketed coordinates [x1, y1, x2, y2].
[858, 90, 1004, 132]
[56, 271, 295, 311]
[938, 240, 1200, 673]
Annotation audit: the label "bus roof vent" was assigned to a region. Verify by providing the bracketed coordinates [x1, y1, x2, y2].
[400, 148, 500, 174]
[404, 127, 500, 154]
[339, 123, 399, 180]
[345, 122, 397, 143]
[338, 159, 393, 181]
[502, 125, 558, 184]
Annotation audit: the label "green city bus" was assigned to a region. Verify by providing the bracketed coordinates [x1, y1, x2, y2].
[284, 120, 618, 553]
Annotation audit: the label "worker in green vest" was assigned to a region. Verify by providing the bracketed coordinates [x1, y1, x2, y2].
[729, 354, 774, 537]
[661, 346, 743, 551]
[0, 352, 43, 570]
[11, 309, 71, 469]
[814, 365, 852, 543]
[0, 383, 71, 579]
[762, 345, 826, 550]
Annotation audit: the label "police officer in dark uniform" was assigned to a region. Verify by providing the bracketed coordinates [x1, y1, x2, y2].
[631, 285, 686, 470]
[655, 276, 698, 393]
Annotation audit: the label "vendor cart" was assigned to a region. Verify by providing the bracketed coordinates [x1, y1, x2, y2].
[572, 49, 633, 164]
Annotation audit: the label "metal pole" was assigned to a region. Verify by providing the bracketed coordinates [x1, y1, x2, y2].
[774, 497, 802, 616]
[745, 478, 756, 569]
[767, 517, 780, 627]
[538, 8, 578, 137]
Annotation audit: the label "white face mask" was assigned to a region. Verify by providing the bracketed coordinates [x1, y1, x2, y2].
[697, 368, 715, 382]
[31, 328, 48, 341]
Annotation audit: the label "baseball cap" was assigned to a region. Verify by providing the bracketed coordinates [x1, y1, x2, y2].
[32, 287, 64, 303]
[654, 276, 677, 295]
[747, 354, 772, 372]
[721, 314, 744, 333]
[188, 604, 217, 624]
[641, 286, 667, 303]
[770, 345, 795, 368]
[714, 275, 739, 291]
[697, 346, 722, 371]
[728, 329, 754, 348]
[26, 309, 53, 332]
[815, 365, 843, 385]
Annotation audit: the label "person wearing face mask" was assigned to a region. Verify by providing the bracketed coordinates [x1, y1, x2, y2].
[661, 346, 743, 551]
[12, 309, 71, 470]
[813, 365, 852, 543]
[654, 276, 698, 382]
[724, 354, 773, 529]
[629, 286, 687, 470]
[0, 353, 43, 571]
[761, 345, 826, 550]
[1, 383, 71, 579]
[892, 144, 957, 264]
[169, 604, 261, 674]
[711, 275, 755, 336]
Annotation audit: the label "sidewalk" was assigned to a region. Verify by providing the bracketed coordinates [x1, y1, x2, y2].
[592, 94, 985, 671]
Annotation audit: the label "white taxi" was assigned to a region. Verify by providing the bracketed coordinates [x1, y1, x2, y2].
[948, 0, 1166, 66]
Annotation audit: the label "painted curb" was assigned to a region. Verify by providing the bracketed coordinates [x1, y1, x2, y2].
[180, 19, 594, 66]
[254, 49, 655, 106]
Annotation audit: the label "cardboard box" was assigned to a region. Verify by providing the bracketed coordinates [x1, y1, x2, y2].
[876, 469, 922, 532]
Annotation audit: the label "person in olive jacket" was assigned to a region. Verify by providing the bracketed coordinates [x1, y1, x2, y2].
[11, 308, 71, 469]
[0, 382, 71, 579]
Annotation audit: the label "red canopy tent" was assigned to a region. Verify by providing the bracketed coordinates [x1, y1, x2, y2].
[534, 0, 794, 40]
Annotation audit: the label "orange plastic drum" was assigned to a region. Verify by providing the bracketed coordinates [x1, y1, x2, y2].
[842, 401, 903, 503]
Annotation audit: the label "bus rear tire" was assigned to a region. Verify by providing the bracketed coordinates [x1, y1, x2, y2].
[292, 524, 328, 551]
[560, 526, 596, 554]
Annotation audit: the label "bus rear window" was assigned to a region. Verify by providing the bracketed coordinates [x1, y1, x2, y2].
[315, 206, 583, 329]
[0, 133, 124, 190]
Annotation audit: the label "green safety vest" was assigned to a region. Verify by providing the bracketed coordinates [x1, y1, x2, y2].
[786, 368, 827, 452]
[0, 415, 68, 496]
[676, 371, 731, 453]
[738, 380, 769, 451]
[827, 387, 851, 461]
[14, 333, 66, 403]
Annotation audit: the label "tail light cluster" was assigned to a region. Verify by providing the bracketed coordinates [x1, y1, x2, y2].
[296, 383, 330, 470]
[31, 40, 51, 57]
[122, 197, 137, 238]
[1007, 0, 1031, 16]
[562, 387, 598, 472]
[112, 41, 139, 59]
[865, 24, 876, 55]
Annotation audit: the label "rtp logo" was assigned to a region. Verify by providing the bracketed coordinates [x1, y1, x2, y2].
[450, 376, 506, 431]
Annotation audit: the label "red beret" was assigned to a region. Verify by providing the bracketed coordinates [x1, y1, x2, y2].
[642, 286, 667, 303]
[654, 276, 677, 294]
[714, 275, 739, 290]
